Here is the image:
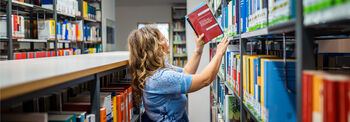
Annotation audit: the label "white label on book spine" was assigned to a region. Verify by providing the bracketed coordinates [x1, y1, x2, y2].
[206, 23, 218, 31]
[198, 8, 210, 16]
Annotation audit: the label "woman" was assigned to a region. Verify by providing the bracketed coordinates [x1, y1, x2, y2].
[128, 25, 229, 121]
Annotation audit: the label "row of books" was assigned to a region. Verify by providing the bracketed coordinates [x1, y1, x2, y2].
[218, 0, 238, 35]
[42, 0, 81, 16]
[173, 33, 185, 42]
[173, 45, 186, 55]
[0, 15, 26, 39]
[225, 50, 297, 122]
[303, 0, 350, 14]
[44, 20, 101, 42]
[302, 70, 350, 122]
[0, 15, 101, 42]
[173, 58, 187, 67]
[173, 21, 185, 30]
[83, 1, 101, 21]
[217, 0, 350, 34]
[1, 83, 133, 122]
[215, 0, 291, 34]
[13, 48, 81, 60]
[14, 0, 102, 21]
[12, 46, 101, 60]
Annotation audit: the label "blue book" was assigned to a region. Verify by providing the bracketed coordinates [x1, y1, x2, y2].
[246, 0, 249, 32]
[291, 0, 296, 19]
[225, 7, 228, 28]
[56, 22, 61, 40]
[84, 25, 88, 41]
[262, 59, 296, 122]
[253, 58, 258, 101]
[63, 21, 68, 40]
[240, 0, 245, 33]
[226, 52, 231, 81]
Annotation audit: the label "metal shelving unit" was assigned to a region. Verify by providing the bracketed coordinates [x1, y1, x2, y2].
[171, 5, 187, 67]
[208, 0, 350, 121]
[1, 0, 102, 60]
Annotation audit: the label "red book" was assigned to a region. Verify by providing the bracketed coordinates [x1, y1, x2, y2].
[302, 71, 314, 122]
[127, 87, 133, 121]
[338, 81, 348, 122]
[35, 52, 42, 58]
[186, 3, 223, 44]
[21, 52, 26, 59]
[13, 15, 18, 32]
[51, 51, 56, 57]
[27, 52, 35, 59]
[46, 51, 51, 57]
[116, 93, 125, 122]
[41, 52, 46, 58]
[323, 78, 336, 122]
[14, 53, 22, 60]
[347, 81, 350, 122]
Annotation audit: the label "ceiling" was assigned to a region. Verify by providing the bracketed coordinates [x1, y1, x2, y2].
[116, 0, 186, 6]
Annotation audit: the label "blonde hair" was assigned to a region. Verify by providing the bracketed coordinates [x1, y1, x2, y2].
[128, 25, 167, 107]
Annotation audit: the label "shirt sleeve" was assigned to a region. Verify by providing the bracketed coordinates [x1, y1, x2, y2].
[166, 64, 184, 73]
[148, 69, 192, 94]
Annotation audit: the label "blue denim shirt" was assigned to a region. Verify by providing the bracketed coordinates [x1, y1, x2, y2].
[143, 65, 192, 122]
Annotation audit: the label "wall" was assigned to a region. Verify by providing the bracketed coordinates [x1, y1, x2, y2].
[186, 0, 210, 122]
[102, 0, 116, 52]
[115, 4, 172, 51]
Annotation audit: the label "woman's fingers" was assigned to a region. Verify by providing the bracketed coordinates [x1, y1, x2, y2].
[193, 32, 198, 39]
[198, 34, 204, 40]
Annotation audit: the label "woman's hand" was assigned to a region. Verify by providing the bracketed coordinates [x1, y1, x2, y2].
[216, 36, 229, 56]
[194, 33, 205, 51]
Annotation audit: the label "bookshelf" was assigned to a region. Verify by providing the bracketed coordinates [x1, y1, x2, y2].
[0, 0, 103, 61]
[207, 0, 350, 121]
[0, 52, 144, 122]
[171, 6, 187, 67]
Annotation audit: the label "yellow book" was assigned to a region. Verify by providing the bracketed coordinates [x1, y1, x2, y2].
[50, 20, 56, 40]
[83, 1, 88, 18]
[249, 56, 258, 97]
[243, 55, 247, 103]
[247, 56, 250, 98]
[312, 72, 324, 122]
[113, 95, 117, 122]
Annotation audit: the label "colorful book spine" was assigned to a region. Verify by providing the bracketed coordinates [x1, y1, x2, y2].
[261, 59, 296, 122]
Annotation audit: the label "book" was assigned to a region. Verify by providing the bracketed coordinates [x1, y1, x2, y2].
[235, 55, 241, 96]
[224, 95, 240, 122]
[261, 59, 296, 122]
[302, 71, 350, 122]
[38, 20, 55, 40]
[86, 114, 95, 122]
[186, 2, 223, 44]
[100, 107, 107, 122]
[302, 70, 316, 122]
